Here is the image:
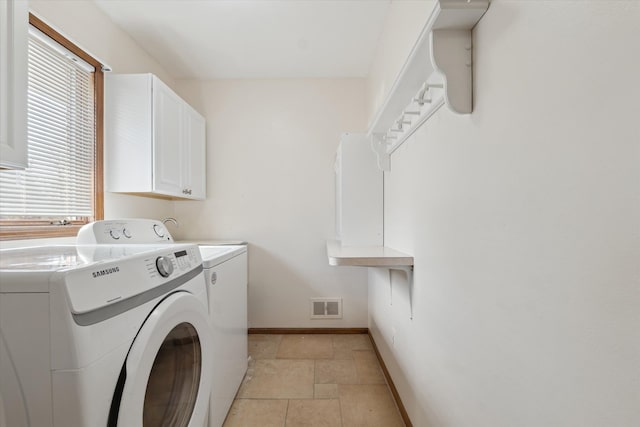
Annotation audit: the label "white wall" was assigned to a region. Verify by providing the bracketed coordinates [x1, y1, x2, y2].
[173, 79, 369, 328]
[28, 0, 176, 224]
[367, 1, 640, 426]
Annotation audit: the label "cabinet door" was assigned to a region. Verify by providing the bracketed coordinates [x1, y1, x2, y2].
[152, 77, 183, 196]
[182, 105, 206, 200]
[0, 0, 28, 169]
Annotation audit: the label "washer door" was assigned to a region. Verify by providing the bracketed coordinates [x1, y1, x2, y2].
[116, 291, 212, 427]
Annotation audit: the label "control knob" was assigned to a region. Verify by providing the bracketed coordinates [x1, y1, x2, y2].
[155, 256, 174, 278]
[153, 224, 166, 238]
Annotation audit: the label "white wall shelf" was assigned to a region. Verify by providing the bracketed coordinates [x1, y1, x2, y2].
[327, 239, 415, 318]
[326, 239, 413, 267]
[368, 0, 489, 171]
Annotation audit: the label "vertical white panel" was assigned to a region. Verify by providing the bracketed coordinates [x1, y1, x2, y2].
[336, 133, 383, 246]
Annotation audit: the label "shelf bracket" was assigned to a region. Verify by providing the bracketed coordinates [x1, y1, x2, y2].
[388, 265, 414, 319]
[430, 28, 474, 114]
[370, 133, 390, 171]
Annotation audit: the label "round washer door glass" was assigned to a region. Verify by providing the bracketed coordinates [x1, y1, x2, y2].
[143, 322, 201, 427]
[115, 289, 213, 427]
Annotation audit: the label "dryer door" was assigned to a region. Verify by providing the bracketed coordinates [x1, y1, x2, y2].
[115, 290, 212, 427]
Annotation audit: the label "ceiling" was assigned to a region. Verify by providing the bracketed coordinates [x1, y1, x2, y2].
[94, 0, 392, 80]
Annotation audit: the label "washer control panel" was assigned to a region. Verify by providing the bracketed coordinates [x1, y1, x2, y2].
[148, 249, 196, 279]
[65, 244, 202, 317]
[77, 219, 175, 244]
[144, 246, 200, 279]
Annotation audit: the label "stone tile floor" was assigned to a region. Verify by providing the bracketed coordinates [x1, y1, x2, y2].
[222, 334, 405, 427]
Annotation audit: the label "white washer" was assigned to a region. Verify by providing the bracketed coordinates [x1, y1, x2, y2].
[0, 243, 212, 427]
[76, 219, 249, 427]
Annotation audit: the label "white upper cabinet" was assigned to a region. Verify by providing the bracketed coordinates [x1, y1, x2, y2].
[105, 73, 206, 200]
[0, 0, 28, 170]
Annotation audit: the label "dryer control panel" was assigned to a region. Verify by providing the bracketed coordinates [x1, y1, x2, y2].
[77, 219, 176, 244]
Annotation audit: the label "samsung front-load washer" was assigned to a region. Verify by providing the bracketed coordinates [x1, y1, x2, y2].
[77, 219, 249, 427]
[0, 243, 212, 427]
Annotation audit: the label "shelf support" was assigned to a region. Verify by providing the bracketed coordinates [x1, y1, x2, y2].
[430, 29, 474, 114]
[370, 133, 390, 172]
[388, 266, 414, 320]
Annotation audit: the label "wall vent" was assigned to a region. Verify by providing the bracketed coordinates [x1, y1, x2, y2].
[310, 298, 342, 319]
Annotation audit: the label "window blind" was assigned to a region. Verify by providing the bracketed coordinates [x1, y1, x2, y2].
[0, 27, 96, 219]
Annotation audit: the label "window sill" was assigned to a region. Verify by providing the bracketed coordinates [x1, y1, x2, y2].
[0, 225, 82, 240]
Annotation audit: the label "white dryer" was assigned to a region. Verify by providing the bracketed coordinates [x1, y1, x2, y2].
[199, 245, 247, 427]
[0, 243, 212, 427]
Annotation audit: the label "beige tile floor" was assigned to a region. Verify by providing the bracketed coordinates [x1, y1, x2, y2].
[222, 334, 405, 427]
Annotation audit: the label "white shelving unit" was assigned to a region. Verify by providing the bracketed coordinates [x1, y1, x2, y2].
[328, 136, 413, 316]
[369, 0, 489, 171]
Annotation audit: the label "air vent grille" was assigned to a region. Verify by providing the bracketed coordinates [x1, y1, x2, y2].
[310, 298, 342, 319]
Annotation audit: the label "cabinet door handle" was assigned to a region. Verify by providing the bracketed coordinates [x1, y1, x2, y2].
[183, 188, 192, 195]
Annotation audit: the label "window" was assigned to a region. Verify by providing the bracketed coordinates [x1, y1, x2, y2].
[0, 14, 103, 239]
